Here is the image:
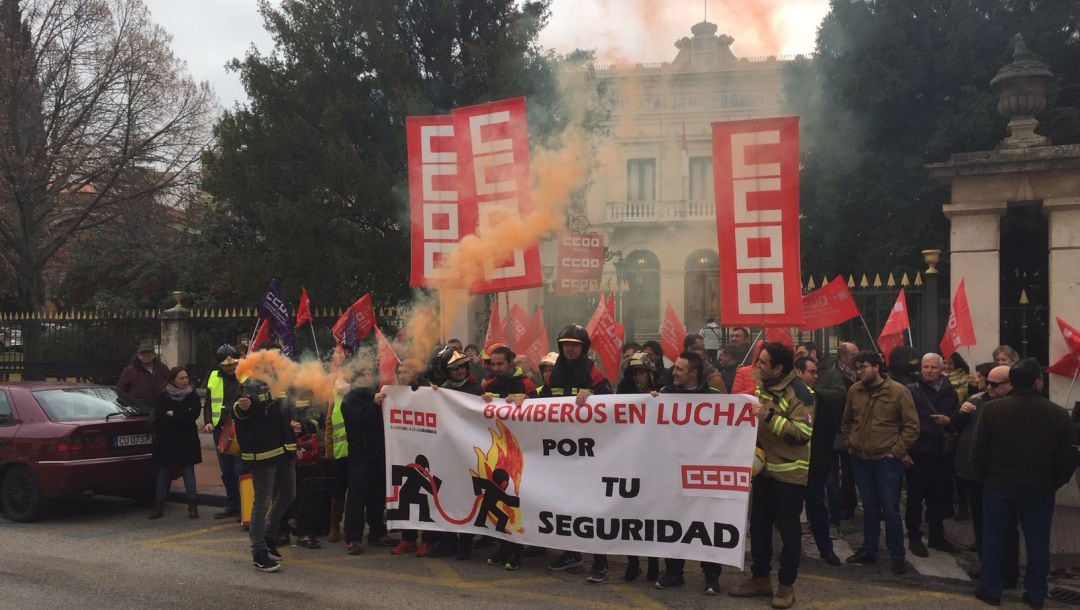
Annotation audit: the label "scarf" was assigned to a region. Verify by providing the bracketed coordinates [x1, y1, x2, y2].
[165, 383, 194, 401]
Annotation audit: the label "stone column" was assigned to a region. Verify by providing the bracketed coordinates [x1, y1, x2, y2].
[159, 292, 192, 369]
[1045, 197, 1080, 407]
[944, 202, 1007, 360]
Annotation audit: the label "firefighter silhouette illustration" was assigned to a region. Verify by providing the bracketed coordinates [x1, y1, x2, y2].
[387, 454, 442, 523]
[471, 468, 520, 533]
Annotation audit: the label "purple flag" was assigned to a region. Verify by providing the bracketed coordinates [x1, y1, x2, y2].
[257, 279, 295, 356]
[341, 311, 359, 351]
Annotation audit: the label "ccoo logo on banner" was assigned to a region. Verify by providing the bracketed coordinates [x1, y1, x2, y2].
[383, 386, 758, 567]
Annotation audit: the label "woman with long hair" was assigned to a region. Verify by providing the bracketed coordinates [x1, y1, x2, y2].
[149, 366, 202, 519]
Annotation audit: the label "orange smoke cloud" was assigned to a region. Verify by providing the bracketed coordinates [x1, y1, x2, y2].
[235, 349, 337, 406]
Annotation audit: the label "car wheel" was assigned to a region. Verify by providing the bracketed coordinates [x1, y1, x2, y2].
[1, 464, 48, 522]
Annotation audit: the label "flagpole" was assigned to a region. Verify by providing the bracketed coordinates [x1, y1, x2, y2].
[857, 314, 877, 353]
[309, 323, 321, 360]
[906, 327, 914, 349]
[739, 329, 764, 367]
[1066, 368, 1080, 413]
[249, 319, 261, 347]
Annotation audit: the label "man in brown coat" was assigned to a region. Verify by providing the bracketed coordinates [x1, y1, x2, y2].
[841, 350, 920, 575]
[116, 343, 169, 405]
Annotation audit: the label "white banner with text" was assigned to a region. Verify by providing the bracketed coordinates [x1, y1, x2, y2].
[383, 386, 758, 567]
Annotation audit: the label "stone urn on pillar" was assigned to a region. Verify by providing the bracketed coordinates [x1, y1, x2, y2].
[990, 34, 1052, 149]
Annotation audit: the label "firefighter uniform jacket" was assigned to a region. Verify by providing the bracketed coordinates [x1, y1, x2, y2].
[754, 369, 814, 486]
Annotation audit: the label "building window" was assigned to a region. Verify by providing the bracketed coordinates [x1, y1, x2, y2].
[626, 159, 656, 202]
[689, 156, 713, 201]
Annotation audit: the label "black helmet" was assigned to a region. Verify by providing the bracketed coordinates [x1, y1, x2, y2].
[216, 344, 239, 365]
[557, 323, 591, 355]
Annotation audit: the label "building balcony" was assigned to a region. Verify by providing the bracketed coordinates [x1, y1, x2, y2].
[605, 199, 715, 223]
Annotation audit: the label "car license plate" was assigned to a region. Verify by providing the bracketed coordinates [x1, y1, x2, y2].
[113, 433, 153, 448]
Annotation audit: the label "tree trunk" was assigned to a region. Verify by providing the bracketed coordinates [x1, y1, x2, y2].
[16, 265, 44, 381]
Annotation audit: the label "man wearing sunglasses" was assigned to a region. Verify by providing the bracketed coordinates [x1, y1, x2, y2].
[972, 359, 1077, 607]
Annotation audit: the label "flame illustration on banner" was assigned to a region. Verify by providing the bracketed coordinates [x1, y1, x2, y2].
[471, 420, 525, 533]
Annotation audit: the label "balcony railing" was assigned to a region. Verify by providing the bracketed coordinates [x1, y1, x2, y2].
[605, 199, 716, 223]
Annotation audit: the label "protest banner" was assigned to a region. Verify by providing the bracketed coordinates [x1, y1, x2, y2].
[383, 386, 758, 566]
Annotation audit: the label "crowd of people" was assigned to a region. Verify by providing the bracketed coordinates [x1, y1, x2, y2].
[122, 321, 1078, 609]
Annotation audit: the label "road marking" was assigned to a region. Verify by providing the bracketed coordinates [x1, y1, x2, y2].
[905, 551, 971, 581]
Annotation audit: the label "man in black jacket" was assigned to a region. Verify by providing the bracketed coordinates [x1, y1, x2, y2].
[972, 358, 1077, 607]
[904, 353, 961, 557]
[341, 376, 398, 556]
[796, 356, 841, 566]
[655, 351, 724, 595]
[233, 381, 297, 573]
[542, 324, 613, 582]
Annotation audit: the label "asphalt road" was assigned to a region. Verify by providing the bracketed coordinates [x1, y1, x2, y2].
[0, 497, 999, 609]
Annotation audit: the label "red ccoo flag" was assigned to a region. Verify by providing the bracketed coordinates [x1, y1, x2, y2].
[801, 276, 860, 330]
[333, 293, 374, 343]
[939, 279, 976, 358]
[374, 325, 400, 388]
[294, 286, 313, 329]
[251, 319, 271, 351]
[520, 306, 551, 365]
[587, 298, 622, 383]
[485, 299, 507, 349]
[1057, 317, 1080, 355]
[507, 304, 532, 354]
[878, 289, 909, 364]
[660, 303, 688, 364]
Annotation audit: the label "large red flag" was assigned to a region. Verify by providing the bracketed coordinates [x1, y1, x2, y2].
[507, 304, 531, 354]
[485, 299, 507, 349]
[587, 298, 622, 382]
[801, 276, 860, 330]
[520, 307, 551, 365]
[606, 293, 625, 343]
[294, 286, 313, 329]
[251, 319, 271, 351]
[1057, 317, 1080, 355]
[940, 279, 977, 358]
[332, 293, 375, 342]
[712, 116, 803, 327]
[878, 289, 910, 364]
[374, 325, 400, 388]
[660, 303, 688, 364]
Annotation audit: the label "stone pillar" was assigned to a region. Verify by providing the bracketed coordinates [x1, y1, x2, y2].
[944, 202, 1007, 359]
[1045, 197, 1080, 407]
[159, 292, 192, 369]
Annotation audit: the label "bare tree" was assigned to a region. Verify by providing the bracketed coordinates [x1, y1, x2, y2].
[0, 0, 216, 312]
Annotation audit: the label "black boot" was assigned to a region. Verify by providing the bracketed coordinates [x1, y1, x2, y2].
[148, 500, 164, 519]
[188, 500, 199, 519]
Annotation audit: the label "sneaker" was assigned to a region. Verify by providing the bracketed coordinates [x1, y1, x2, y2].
[265, 538, 282, 562]
[391, 540, 417, 555]
[585, 565, 608, 584]
[548, 552, 583, 571]
[346, 541, 364, 555]
[704, 574, 721, 595]
[655, 572, 685, 589]
[821, 550, 841, 566]
[504, 555, 522, 571]
[973, 588, 1001, 606]
[487, 549, 509, 567]
[890, 558, 907, 575]
[415, 542, 433, 557]
[370, 534, 399, 547]
[253, 552, 280, 572]
[909, 539, 929, 558]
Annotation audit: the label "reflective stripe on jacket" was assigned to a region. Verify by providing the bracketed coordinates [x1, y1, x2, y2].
[754, 369, 814, 485]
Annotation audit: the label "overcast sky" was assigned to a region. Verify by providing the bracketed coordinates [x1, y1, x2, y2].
[144, 0, 829, 110]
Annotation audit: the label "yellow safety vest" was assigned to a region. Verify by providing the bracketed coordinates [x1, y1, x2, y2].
[330, 397, 348, 460]
[207, 371, 224, 426]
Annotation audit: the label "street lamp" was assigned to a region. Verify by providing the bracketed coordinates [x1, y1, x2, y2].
[921, 248, 943, 352]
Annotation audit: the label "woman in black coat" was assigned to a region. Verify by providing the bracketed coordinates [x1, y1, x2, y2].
[149, 366, 203, 519]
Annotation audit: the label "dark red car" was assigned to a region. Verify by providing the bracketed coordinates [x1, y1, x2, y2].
[0, 382, 156, 521]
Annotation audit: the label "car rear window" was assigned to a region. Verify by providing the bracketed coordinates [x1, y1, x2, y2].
[33, 388, 150, 422]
